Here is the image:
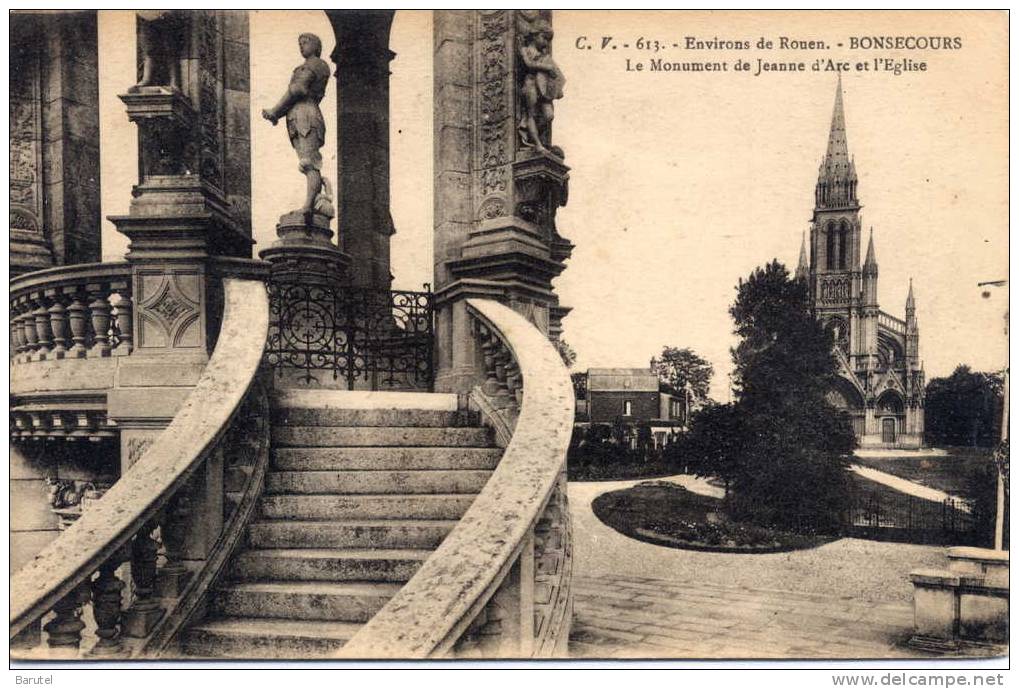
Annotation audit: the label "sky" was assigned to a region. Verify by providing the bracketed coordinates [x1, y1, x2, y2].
[96, 11, 1008, 401]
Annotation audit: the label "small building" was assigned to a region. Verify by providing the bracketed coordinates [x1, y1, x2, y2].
[575, 367, 686, 449]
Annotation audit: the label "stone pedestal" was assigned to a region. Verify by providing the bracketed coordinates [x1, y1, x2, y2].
[259, 211, 350, 284]
[909, 569, 961, 651]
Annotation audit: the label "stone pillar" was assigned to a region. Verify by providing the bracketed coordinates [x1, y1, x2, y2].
[108, 10, 253, 460]
[10, 11, 102, 277]
[326, 10, 396, 290]
[433, 10, 573, 393]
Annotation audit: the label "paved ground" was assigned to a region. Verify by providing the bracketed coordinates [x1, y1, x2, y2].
[567, 475, 947, 659]
[570, 574, 917, 659]
[851, 464, 970, 510]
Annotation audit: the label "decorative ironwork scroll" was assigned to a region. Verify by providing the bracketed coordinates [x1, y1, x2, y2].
[265, 279, 434, 391]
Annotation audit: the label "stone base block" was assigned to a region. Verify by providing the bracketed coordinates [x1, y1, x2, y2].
[959, 593, 1009, 643]
[157, 568, 194, 599]
[122, 604, 166, 638]
[910, 569, 960, 640]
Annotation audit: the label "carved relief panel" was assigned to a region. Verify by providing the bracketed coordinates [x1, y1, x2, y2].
[134, 269, 204, 351]
[10, 39, 43, 236]
[194, 10, 226, 192]
[474, 10, 514, 222]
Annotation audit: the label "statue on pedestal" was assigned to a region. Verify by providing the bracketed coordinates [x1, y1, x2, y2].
[262, 33, 335, 218]
[517, 11, 565, 155]
[131, 11, 184, 92]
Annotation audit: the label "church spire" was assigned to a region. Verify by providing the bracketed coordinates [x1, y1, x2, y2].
[825, 72, 849, 166]
[815, 74, 859, 210]
[906, 278, 916, 313]
[795, 231, 809, 280]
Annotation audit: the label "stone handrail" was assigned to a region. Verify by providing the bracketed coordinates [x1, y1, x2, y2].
[10, 261, 134, 363]
[338, 298, 575, 658]
[9, 279, 269, 649]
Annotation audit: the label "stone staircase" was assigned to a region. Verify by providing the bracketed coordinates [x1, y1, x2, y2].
[181, 390, 499, 659]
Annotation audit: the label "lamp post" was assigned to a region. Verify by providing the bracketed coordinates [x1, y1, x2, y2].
[978, 279, 1008, 550]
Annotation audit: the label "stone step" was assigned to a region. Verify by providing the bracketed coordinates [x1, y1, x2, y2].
[182, 617, 361, 659]
[247, 519, 457, 549]
[265, 470, 492, 495]
[272, 425, 493, 448]
[211, 581, 402, 623]
[260, 493, 477, 520]
[230, 548, 431, 583]
[274, 406, 472, 428]
[272, 446, 503, 471]
[273, 389, 459, 412]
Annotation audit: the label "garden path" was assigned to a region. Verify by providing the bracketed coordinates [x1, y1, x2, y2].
[850, 464, 971, 511]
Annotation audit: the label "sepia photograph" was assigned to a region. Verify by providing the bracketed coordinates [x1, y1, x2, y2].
[7, 8, 1009, 673]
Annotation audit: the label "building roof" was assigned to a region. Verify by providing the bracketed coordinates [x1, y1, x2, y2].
[587, 368, 659, 392]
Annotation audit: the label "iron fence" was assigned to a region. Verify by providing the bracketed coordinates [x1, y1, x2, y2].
[265, 279, 434, 391]
[844, 489, 979, 546]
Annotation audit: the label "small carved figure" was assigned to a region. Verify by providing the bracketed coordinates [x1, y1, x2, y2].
[262, 33, 335, 217]
[517, 11, 565, 154]
[132, 11, 184, 92]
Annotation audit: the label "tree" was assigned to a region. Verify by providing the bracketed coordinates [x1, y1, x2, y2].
[571, 371, 588, 400]
[669, 402, 742, 492]
[691, 260, 856, 532]
[730, 261, 836, 408]
[651, 346, 713, 405]
[925, 365, 1004, 447]
[555, 339, 577, 369]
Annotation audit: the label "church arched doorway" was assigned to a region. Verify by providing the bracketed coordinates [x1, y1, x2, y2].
[881, 417, 897, 444]
[876, 390, 905, 446]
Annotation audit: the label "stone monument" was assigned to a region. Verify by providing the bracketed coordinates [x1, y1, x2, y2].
[259, 32, 348, 283]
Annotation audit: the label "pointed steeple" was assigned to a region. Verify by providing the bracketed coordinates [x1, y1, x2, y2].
[906, 278, 916, 312]
[815, 74, 859, 210]
[863, 227, 878, 274]
[795, 232, 809, 280]
[825, 72, 850, 168]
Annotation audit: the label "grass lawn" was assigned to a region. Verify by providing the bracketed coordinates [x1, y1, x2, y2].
[853, 447, 993, 499]
[592, 480, 830, 553]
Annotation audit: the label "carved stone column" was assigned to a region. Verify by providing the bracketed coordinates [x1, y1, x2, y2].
[10, 11, 102, 277]
[326, 10, 396, 290]
[433, 10, 573, 393]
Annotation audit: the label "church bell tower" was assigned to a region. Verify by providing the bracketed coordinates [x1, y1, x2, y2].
[809, 74, 864, 364]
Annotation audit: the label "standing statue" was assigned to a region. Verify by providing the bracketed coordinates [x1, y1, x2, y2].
[262, 33, 335, 217]
[131, 11, 184, 92]
[517, 11, 565, 154]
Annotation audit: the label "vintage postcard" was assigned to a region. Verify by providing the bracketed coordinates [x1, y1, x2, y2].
[8, 8, 1009, 673]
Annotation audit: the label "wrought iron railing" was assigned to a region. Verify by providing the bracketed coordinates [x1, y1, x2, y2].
[264, 279, 434, 391]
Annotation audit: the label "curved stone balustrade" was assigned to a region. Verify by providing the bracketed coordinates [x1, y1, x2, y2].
[10, 262, 133, 365]
[9, 279, 270, 658]
[338, 298, 575, 658]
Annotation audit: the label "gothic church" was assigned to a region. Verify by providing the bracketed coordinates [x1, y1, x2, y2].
[795, 77, 925, 448]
